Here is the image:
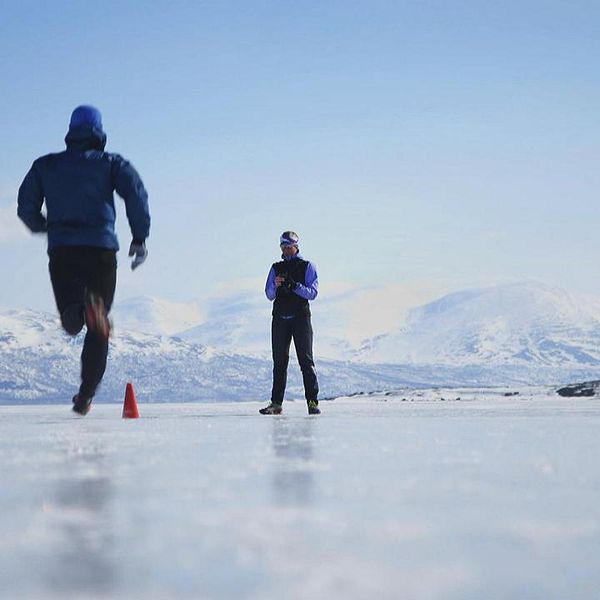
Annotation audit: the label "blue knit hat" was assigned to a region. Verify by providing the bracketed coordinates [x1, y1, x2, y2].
[69, 105, 103, 129]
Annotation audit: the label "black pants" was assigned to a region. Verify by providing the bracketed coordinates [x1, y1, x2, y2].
[271, 314, 319, 405]
[48, 246, 117, 399]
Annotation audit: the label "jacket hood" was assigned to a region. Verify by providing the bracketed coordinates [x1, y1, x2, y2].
[65, 124, 107, 151]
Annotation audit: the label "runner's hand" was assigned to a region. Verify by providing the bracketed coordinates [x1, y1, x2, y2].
[128, 240, 148, 271]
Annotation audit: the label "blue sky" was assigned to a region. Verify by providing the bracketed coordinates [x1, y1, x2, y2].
[1, 1, 599, 312]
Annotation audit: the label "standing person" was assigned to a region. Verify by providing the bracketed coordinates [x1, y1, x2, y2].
[17, 105, 150, 415]
[260, 231, 320, 415]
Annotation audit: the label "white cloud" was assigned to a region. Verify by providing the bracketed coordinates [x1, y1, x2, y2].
[315, 281, 444, 346]
[0, 202, 28, 243]
[208, 277, 266, 298]
[0, 182, 29, 243]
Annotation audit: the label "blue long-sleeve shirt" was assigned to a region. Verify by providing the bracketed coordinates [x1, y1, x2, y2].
[265, 254, 318, 301]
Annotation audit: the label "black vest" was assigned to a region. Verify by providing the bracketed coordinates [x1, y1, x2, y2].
[272, 259, 311, 316]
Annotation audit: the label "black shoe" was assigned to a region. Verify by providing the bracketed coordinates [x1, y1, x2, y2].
[259, 403, 282, 415]
[84, 292, 111, 341]
[307, 400, 320, 415]
[72, 394, 93, 416]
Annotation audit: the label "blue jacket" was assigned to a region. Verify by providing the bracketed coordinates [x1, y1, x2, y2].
[17, 124, 150, 252]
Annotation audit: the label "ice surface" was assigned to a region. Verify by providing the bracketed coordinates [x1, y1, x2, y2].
[1, 392, 600, 599]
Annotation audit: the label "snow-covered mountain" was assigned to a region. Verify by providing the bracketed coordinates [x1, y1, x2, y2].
[112, 284, 431, 360]
[128, 280, 600, 370]
[176, 292, 270, 357]
[0, 317, 445, 404]
[2, 281, 600, 404]
[168, 284, 433, 360]
[359, 281, 600, 367]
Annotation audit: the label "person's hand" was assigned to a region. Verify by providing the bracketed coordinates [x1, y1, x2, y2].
[275, 275, 286, 287]
[128, 240, 148, 270]
[283, 275, 297, 291]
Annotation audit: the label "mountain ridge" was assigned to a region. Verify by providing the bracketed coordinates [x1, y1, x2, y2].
[2, 281, 600, 403]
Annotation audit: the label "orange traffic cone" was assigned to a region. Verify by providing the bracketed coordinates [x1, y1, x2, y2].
[122, 382, 140, 419]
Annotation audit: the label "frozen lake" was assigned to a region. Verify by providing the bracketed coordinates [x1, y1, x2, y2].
[1, 391, 600, 599]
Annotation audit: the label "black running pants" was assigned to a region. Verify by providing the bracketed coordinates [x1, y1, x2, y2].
[48, 246, 117, 399]
[271, 314, 319, 405]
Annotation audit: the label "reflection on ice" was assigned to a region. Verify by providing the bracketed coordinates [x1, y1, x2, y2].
[45, 473, 114, 595]
[271, 419, 315, 506]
